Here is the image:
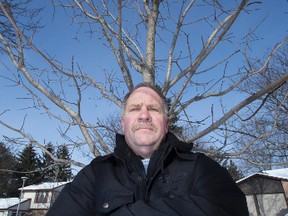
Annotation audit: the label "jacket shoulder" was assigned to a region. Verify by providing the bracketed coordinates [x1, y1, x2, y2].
[92, 153, 114, 162]
[174, 148, 205, 161]
[78, 154, 115, 176]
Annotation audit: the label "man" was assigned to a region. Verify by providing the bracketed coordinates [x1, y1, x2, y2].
[47, 83, 249, 216]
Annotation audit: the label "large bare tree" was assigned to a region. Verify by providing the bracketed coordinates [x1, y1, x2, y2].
[0, 0, 287, 169]
[233, 44, 288, 172]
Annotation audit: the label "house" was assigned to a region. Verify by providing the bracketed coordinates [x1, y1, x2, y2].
[20, 182, 67, 216]
[20, 182, 68, 216]
[237, 168, 288, 216]
[0, 198, 30, 216]
[6, 182, 67, 216]
[0, 182, 68, 216]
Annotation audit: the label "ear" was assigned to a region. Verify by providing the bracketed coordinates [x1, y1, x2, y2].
[165, 116, 170, 133]
[121, 116, 125, 133]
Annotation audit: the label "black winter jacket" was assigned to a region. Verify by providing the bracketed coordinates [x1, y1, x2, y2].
[47, 132, 248, 216]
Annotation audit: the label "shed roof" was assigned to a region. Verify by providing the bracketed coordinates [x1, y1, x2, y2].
[237, 168, 288, 184]
[263, 167, 288, 179]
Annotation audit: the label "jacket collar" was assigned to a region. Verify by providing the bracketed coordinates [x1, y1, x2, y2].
[113, 132, 194, 176]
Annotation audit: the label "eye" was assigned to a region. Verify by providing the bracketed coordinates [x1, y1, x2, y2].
[149, 107, 160, 112]
[129, 107, 140, 112]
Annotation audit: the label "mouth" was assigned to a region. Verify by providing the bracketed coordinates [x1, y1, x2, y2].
[136, 127, 153, 131]
[133, 123, 156, 132]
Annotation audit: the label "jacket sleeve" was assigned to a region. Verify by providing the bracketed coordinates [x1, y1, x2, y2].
[111, 154, 249, 216]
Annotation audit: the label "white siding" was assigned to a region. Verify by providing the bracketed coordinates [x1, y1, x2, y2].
[22, 191, 52, 209]
[246, 195, 258, 216]
[257, 193, 288, 216]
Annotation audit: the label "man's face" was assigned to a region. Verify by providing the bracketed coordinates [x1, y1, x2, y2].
[121, 87, 169, 158]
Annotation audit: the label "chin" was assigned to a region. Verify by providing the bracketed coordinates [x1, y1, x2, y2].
[137, 140, 155, 146]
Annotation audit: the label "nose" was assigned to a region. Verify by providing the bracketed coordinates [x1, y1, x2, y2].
[138, 107, 152, 121]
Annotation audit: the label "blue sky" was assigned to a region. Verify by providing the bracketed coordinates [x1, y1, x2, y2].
[0, 1, 287, 164]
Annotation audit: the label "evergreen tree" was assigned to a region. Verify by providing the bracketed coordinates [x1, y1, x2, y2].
[0, 142, 19, 197]
[56, 145, 73, 181]
[221, 159, 244, 181]
[16, 144, 42, 186]
[207, 147, 244, 181]
[41, 142, 57, 182]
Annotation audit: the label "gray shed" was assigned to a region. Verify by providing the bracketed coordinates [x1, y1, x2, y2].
[237, 168, 288, 216]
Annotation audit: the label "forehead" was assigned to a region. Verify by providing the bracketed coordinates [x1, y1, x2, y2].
[126, 87, 162, 105]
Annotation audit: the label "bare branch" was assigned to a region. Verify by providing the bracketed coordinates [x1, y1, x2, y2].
[188, 67, 288, 142]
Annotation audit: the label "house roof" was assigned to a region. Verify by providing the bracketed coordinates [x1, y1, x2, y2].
[237, 168, 288, 184]
[0, 198, 19, 209]
[21, 182, 68, 191]
[0, 198, 28, 209]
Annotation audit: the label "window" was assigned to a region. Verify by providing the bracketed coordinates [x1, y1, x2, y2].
[35, 191, 48, 203]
